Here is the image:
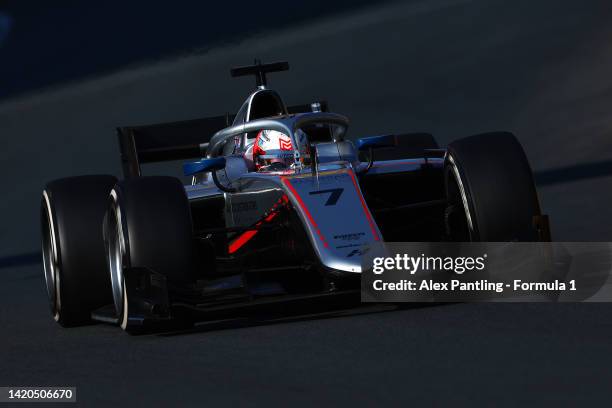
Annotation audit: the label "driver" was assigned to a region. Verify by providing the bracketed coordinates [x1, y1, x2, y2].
[252, 129, 307, 171]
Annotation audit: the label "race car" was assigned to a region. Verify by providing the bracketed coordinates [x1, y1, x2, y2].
[41, 60, 550, 333]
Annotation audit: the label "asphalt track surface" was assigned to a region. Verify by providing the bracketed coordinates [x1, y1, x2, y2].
[1, 0, 612, 406]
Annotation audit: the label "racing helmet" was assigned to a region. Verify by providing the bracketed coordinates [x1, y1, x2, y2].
[252, 129, 297, 171]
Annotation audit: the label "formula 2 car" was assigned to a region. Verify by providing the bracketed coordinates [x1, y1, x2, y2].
[41, 60, 550, 333]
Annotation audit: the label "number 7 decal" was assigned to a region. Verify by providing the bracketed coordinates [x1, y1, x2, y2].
[309, 188, 344, 206]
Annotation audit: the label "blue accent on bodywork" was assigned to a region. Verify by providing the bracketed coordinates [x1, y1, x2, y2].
[356, 134, 397, 151]
[183, 157, 226, 176]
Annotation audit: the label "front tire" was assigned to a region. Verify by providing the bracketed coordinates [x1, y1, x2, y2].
[104, 176, 195, 332]
[445, 132, 542, 241]
[41, 175, 117, 326]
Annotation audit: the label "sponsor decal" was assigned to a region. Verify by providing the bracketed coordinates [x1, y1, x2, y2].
[336, 243, 362, 249]
[347, 247, 370, 258]
[231, 201, 257, 212]
[334, 232, 366, 241]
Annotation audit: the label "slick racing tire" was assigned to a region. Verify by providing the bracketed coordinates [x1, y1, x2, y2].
[104, 176, 195, 332]
[41, 175, 117, 326]
[445, 132, 542, 241]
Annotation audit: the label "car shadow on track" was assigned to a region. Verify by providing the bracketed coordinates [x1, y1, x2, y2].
[156, 295, 444, 337]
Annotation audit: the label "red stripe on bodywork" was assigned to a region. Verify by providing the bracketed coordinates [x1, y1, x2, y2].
[227, 196, 286, 254]
[281, 177, 329, 248]
[348, 170, 380, 241]
[228, 229, 258, 254]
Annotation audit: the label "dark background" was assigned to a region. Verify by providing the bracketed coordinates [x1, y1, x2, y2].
[1, 0, 612, 406]
[0, 0, 373, 100]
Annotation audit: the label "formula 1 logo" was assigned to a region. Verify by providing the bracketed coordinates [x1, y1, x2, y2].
[346, 247, 370, 258]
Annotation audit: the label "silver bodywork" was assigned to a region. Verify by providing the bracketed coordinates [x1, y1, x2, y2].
[185, 112, 442, 274]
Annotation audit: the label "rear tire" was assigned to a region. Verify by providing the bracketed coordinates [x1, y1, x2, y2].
[104, 176, 195, 332]
[445, 132, 542, 241]
[41, 175, 117, 326]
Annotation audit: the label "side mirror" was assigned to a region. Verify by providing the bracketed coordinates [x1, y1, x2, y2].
[356, 134, 397, 151]
[183, 157, 226, 176]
